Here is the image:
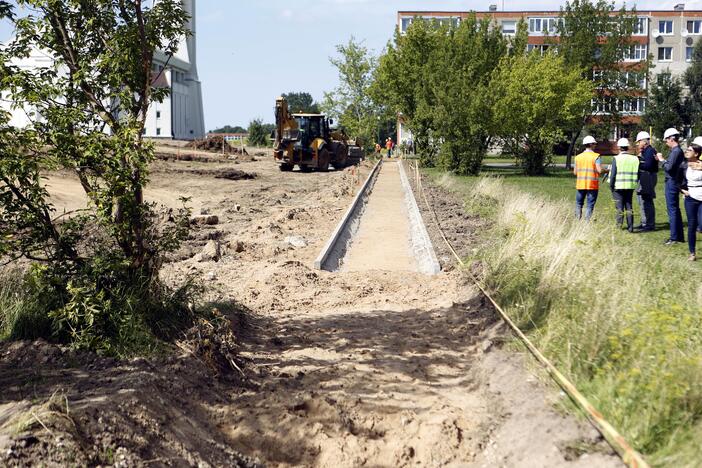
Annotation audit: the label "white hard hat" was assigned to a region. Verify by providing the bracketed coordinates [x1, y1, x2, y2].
[663, 128, 680, 139]
[692, 136, 702, 146]
[635, 131, 651, 142]
[582, 135, 597, 145]
[617, 138, 630, 148]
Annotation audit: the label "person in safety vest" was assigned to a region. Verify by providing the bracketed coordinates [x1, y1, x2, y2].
[573, 135, 602, 220]
[634, 131, 658, 232]
[655, 128, 685, 245]
[610, 138, 640, 232]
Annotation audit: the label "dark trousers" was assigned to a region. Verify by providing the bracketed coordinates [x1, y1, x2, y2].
[575, 189, 598, 220]
[684, 196, 702, 254]
[637, 172, 657, 230]
[613, 189, 634, 231]
[665, 179, 685, 242]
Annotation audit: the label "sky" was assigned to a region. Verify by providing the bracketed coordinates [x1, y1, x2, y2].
[198, 0, 702, 130]
[3, 0, 702, 130]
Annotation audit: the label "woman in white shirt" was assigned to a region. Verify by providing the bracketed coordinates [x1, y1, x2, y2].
[681, 144, 702, 261]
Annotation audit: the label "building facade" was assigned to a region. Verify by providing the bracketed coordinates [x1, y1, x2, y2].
[3, 0, 205, 141]
[395, 7, 702, 144]
[147, 0, 205, 140]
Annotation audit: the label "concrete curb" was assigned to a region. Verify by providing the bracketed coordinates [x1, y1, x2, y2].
[398, 161, 441, 275]
[313, 160, 382, 271]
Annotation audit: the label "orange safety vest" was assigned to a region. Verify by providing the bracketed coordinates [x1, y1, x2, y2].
[574, 150, 600, 190]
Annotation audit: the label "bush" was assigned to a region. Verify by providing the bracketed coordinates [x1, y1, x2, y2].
[0, 266, 202, 357]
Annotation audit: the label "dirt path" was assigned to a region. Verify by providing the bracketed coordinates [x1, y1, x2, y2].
[342, 161, 417, 273]
[1, 154, 622, 467]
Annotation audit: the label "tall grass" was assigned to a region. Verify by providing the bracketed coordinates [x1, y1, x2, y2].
[437, 174, 702, 466]
[0, 269, 53, 341]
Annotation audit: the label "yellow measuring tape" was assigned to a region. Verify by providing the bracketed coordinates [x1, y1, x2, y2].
[412, 162, 649, 468]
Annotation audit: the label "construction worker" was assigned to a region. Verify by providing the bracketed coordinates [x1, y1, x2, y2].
[610, 138, 640, 232]
[386, 137, 393, 158]
[573, 135, 602, 220]
[634, 131, 658, 232]
[655, 128, 685, 245]
[681, 143, 702, 261]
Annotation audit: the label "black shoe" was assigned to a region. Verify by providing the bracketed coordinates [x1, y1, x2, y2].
[634, 224, 645, 230]
[665, 239, 682, 245]
[634, 227, 654, 233]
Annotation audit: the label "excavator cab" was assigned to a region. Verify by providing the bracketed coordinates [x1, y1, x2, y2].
[294, 115, 327, 147]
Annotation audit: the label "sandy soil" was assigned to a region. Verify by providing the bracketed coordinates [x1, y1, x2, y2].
[1, 150, 621, 467]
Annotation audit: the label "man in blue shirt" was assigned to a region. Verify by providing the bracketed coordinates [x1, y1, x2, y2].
[634, 131, 658, 232]
[656, 128, 685, 244]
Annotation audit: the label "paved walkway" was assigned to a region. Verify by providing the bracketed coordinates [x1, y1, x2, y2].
[342, 161, 418, 272]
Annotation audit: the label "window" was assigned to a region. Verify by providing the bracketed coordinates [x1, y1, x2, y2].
[527, 44, 551, 55]
[591, 97, 646, 114]
[621, 98, 647, 114]
[658, 46, 672, 61]
[658, 20, 673, 35]
[156, 111, 161, 119]
[687, 20, 702, 34]
[400, 16, 460, 33]
[502, 20, 516, 35]
[624, 44, 647, 61]
[156, 128, 161, 136]
[657, 72, 672, 86]
[528, 17, 562, 34]
[634, 17, 647, 35]
[687, 46, 694, 62]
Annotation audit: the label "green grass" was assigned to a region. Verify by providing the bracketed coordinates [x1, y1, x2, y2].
[483, 155, 616, 166]
[425, 166, 702, 467]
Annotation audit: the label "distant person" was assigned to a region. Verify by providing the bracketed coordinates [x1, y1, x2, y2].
[656, 128, 685, 245]
[386, 137, 393, 158]
[610, 138, 640, 232]
[681, 143, 702, 261]
[573, 135, 602, 221]
[375, 142, 381, 155]
[407, 137, 414, 155]
[634, 131, 658, 232]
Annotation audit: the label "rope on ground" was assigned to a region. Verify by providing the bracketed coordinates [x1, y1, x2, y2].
[411, 161, 649, 468]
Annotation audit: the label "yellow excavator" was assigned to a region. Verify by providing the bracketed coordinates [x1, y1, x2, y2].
[273, 96, 363, 172]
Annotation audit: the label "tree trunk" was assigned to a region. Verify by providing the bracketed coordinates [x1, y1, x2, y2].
[566, 117, 588, 170]
[565, 128, 582, 171]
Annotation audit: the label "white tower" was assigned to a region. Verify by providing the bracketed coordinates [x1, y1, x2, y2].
[146, 0, 205, 140]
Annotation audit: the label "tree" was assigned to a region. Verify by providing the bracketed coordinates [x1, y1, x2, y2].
[211, 125, 247, 134]
[247, 119, 271, 146]
[0, 0, 192, 351]
[685, 38, 702, 133]
[554, 0, 639, 168]
[372, 19, 441, 166]
[429, 16, 513, 175]
[282, 92, 319, 114]
[322, 37, 384, 151]
[374, 15, 519, 174]
[643, 72, 688, 139]
[490, 53, 593, 175]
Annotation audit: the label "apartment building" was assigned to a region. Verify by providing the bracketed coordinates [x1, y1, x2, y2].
[395, 7, 702, 144]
